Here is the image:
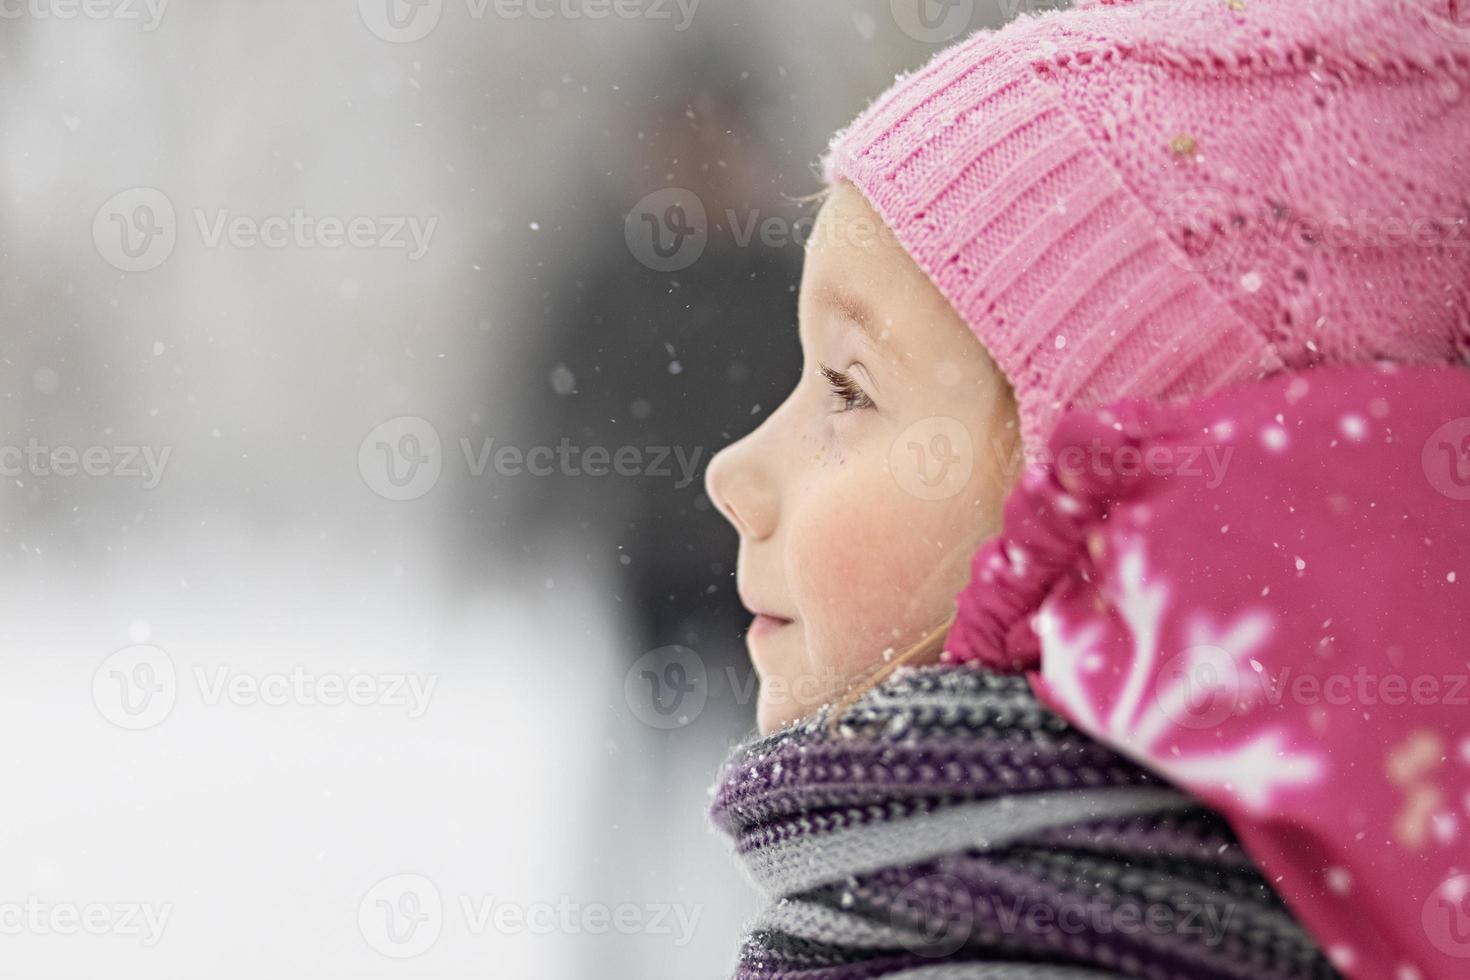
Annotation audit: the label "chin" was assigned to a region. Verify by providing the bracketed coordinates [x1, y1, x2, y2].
[755, 700, 785, 736]
[756, 693, 808, 736]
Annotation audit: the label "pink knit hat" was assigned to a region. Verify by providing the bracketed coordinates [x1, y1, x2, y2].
[822, 0, 1470, 448]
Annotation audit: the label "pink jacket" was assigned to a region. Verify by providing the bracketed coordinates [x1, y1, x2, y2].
[946, 363, 1470, 979]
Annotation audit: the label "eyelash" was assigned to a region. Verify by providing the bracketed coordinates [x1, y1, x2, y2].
[819, 364, 874, 413]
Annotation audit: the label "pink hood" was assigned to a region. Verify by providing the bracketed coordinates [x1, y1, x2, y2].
[946, 363, 1470, 979]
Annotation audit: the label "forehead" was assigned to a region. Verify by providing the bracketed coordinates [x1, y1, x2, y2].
[802, 182, 985, 361]
[798, 185, 908, 345]
[804, 183, 905, 279]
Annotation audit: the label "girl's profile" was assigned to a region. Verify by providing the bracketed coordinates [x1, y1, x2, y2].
[705, 0, 1470, 976]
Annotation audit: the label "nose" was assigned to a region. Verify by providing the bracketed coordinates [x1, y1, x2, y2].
[705, 433, 779, 541]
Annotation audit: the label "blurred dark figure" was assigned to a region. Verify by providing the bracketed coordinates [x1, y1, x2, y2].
[494, 42, 808, 674]
[467, 50, 813, 975]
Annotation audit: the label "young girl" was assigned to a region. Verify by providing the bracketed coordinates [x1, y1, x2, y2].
[705, 0, 1470, 976]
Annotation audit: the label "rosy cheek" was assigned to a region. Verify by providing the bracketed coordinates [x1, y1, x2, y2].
[786, 482, 944, 681]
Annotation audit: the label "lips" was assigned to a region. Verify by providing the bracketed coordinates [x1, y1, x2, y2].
[738, 581, 795, 642]
[747, 613, 794, 638]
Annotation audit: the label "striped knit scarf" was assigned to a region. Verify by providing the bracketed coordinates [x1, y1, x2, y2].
[709, 665, 1340, 980]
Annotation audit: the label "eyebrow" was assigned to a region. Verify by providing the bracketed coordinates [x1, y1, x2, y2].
[825, 285, 893, 356]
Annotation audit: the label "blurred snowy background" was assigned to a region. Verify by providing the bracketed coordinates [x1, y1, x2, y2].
[0, 1, 1046, 976]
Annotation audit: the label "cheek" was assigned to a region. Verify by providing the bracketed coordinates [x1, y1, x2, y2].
[785, 463, 970, 678]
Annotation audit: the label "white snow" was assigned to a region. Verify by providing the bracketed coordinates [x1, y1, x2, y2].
[1339, 414, 1367, 441]
[0, 532, 753, 979]
[550, 362, 576, 395]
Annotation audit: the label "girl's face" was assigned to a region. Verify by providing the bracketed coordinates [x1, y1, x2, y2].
[706, 181, 1021, 733]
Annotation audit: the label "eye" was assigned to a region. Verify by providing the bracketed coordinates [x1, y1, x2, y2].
[819, 363, 875, 413]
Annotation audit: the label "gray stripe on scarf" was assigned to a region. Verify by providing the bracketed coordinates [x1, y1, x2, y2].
[756, 899, 917, 949]
[756, 846, 1316, 955]
[848, 688, 1058, 725]
[755, 902, 1139, 967]
[739, 786, 1193, 897]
